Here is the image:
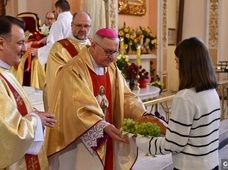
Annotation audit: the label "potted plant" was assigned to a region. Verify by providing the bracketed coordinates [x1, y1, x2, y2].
[138, 66, 149, 88]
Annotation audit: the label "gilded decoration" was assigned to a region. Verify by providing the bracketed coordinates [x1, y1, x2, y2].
[109, 0, 117, 31]
[208, 0, 219, 47]
[162, 0, 167, 48]
[118, 0, 146, 16]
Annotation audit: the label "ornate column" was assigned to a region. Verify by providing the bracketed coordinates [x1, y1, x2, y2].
[104, 0, 118, 32]
[207, 0, 219, 68]
[158, 0, 168, 92]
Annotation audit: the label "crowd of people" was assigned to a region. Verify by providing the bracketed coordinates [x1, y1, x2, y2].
[0, 0, 221, 169]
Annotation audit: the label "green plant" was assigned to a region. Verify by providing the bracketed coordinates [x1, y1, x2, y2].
[116, 54, 129, 71]
[150, 75, 163, 93]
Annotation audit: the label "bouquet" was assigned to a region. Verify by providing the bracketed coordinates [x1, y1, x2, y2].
[136, 26, 157, 54]
[138, 65, 149, 79]
[123, 62, 139, 80]
[118, 22, 138, 54]
[116, 54, 129, 72]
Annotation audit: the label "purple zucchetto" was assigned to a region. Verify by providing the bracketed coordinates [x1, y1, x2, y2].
[96, 28, 118, 38]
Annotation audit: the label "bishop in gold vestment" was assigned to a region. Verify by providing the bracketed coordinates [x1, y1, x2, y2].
[45, 39, 146, 169]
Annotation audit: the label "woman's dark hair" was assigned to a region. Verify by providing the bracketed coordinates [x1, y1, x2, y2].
[174, 37, 218, 92]
[55, 0, 70, 12]
[0, 15, 25, 38]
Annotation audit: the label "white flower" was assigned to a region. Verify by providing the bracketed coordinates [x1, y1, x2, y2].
[39, 25, 49, 35]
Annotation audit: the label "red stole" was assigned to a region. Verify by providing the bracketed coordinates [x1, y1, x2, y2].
[0, 73, 41, 170]
[88, 68, 113, 170]
[58, 38, 79, 58]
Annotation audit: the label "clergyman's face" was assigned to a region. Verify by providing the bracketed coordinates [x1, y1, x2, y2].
[1, 25, 26, 66]
[92, 37, 119, 67]
[71, 13, 91, 40]
[45, 12, 55, 27]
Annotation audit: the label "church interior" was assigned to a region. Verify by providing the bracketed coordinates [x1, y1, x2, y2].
[1, 0, 227, 169]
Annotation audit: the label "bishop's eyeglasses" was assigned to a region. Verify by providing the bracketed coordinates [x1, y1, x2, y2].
[96, 42, 119, 57]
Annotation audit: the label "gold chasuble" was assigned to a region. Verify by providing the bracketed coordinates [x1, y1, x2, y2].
[0, 73, 41, 170]
[11, 54, 46, 90]
[45, 47, 146, 170]
[45, 38, 89, 109]
[0, 68, 48, 170]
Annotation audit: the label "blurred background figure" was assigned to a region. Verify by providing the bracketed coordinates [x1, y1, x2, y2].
[12, 12, 47, 90]
[35, 0, 72, 66]
[44, 11, 56, 27]
[39, 11, 56, 44]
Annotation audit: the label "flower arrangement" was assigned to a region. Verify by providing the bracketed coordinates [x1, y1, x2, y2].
[123, 63, 139, 80]
[136, 26, 157, 54]
[138, 66, 149, 79]
[121, 62, 149, 80]
[39, 24, 50, 36]
[118, 23, 157, 54]
[118, 22, 138, 54]
[116, 54, 129, 72]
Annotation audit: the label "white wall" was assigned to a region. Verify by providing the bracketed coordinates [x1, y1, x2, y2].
[6, 0, 53, 23]
[182, 0, 207, 41]
[218, 0, 228, 80]
[219, 0, 228, 61]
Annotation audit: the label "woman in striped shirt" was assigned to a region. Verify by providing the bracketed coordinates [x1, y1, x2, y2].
[135, 37, 220, 170]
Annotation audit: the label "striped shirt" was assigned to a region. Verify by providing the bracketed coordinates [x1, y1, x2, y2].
[136, 88, 220, 170]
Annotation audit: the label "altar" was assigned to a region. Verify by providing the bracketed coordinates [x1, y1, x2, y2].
[133, 85, 160, 101]
[128, 54, 157, 75]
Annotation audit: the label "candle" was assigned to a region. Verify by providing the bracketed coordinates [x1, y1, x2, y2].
[136, 45, 141, 66]
[120, 37, 124, 55]
[120, 37, 124, 49]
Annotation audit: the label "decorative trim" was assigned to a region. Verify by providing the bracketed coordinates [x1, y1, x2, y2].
[162, 0, 167, 48]
[208, 0, 219, 48]
[118, 0, 146, 16]
[106, 0, 118, 32]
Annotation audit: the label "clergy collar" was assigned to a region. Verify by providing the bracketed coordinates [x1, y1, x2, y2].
[68, 32, 90, 45]
[90, 56, 105, 75]
[0, 60, 11, 70]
